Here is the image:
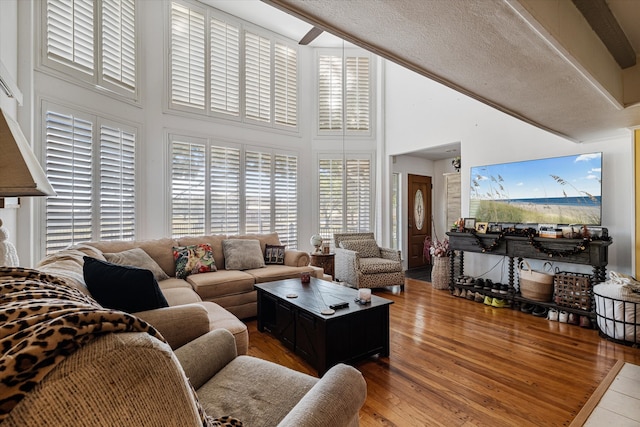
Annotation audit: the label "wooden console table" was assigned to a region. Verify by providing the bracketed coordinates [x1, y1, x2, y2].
[446, 231, 612, 288]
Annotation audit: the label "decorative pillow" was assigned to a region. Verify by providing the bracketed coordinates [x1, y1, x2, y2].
[104, 247, 170, 282]
[83, 256, 169, 313]
[340, 239, 381, 258]
[222, 239, 266, 270]
[264, 244, 286, 265]
[172, 244, 216, 279]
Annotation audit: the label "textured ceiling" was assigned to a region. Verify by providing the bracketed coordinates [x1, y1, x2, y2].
[263, 0, 640, 142]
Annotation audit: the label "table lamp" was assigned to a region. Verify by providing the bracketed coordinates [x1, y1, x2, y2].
[0, 108, 56, 265]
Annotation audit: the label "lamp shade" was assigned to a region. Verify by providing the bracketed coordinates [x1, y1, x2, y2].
[0, 108, 55, 197]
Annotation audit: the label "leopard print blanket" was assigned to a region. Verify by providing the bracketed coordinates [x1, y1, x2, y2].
[0, 267, 241, 427]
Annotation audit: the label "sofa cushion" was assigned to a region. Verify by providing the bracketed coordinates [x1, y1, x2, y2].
[264, 244, 286, 265]
[186, 270, 256, 300]
[173, 244, 217, 279]
[104, 247, 170, 281]
[222, 239, 265, 270]
[340, 239, 381, 258]
[359, 257, 404, 274]
[247, 265, 316, 283]
[83, 256, 169, 313]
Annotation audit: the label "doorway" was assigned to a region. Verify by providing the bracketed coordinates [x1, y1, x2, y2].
[407, 174, 432, 269]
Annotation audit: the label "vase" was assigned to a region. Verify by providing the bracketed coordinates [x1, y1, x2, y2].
[431, 256, 450, 290]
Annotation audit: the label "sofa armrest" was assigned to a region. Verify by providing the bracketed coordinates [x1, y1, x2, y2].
[134, 303, 210, 350]
[174, 329, 237, 390]
[284, 249, 310, 267]
[277, 364, 367, 427]
[334, 248, 360, 285]
[380, 247, 402, 262]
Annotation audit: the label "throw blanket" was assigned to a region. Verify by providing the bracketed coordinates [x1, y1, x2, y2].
[0, 267, 241, 426]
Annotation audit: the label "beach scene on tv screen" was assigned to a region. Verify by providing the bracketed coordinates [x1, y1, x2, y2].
[469, 152, 602, 225]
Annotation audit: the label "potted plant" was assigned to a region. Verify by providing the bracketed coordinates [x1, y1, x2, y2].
[451, 156, 461, 172]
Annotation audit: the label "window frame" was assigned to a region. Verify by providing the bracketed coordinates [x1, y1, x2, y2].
[40, 0, 140, 101]
[40, 100, 139, 255]
[167, 0, 300, 133]
[315, 48, 374, 138]
[314, 151, 375, 244]
[168, 134, 299, 248]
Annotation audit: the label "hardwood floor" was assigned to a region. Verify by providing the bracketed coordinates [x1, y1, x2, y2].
[246, 278, 640, 426]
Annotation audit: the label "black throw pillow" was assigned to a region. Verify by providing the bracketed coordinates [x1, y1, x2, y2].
[83, 256, 169, 313]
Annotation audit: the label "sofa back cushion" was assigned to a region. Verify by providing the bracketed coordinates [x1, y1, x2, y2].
[86, 239, 178, 277]
[227, 232, 281, 254]
[222, 239, 266, 270]
[340, 239, 381, 258]
[104, 248, 170, 281]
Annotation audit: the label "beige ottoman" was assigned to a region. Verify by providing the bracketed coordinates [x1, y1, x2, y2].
[198, 301, 249, 355]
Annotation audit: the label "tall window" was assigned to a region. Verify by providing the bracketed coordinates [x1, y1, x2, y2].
[318, 51, 371, 134]
[170, 136, 298, 248]
[318, 155, 372, 241]
[44, 104, 137, 253]
[169, 1, 298, 129]
[43, 0, 137, 97]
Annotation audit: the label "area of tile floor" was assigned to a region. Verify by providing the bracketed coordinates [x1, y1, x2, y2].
[583, 363, 640, 426]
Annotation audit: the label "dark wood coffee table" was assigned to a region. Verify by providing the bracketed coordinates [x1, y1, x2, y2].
[255, 277, 393, 375]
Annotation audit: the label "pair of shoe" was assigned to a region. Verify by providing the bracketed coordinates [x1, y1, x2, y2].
[547, 308, 559, 321]
[491, 298, 510, 308]
[580, 315, 592, 328]
[520, 303, 534, 313]
[532, 306, 548, 317]
[453, 288, 461, 297]
[474, 292, 484, 303]
[500, 284, 509, 294]
[459, 289, 467, 298]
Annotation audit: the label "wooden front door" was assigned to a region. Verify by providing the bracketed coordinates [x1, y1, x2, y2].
[407, 174, 432, 269]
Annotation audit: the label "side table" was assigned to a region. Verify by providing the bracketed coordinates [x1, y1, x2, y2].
[310, 253, 335, 280]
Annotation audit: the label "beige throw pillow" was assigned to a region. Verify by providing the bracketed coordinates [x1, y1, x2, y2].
[222, 239, 266, 270]
[104, 248, 170, 281]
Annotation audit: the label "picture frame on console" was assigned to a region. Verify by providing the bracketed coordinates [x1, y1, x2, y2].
[463, 218, 476, 230]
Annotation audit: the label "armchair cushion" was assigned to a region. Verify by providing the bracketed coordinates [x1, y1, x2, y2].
[339, 239, 380, 258]
[359, 257, 404, 274]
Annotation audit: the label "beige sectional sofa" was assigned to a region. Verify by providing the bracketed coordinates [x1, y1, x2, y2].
[36, 232, 322, 354]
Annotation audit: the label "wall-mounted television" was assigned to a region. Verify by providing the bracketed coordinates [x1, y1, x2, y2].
[469, 152, 602, 225]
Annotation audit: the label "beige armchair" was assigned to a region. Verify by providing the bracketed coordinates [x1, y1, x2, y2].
[334, 232, 405, 289]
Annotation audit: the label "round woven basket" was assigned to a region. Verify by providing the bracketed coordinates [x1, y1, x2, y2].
[518, 260, 554, 301]
[431, 256, 450, 290]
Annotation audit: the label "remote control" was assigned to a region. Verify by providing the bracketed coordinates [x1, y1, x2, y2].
[329, 302, 349, 310]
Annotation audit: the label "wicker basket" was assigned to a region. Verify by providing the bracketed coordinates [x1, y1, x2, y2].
[431, 256, 450, 290]
[518, 261, 554, 302]
[553, 271, 593, 311]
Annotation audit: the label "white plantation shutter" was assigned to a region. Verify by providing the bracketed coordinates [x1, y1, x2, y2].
[317, 53, 371, 133]
[274, 43, 297, 127]
[210, 145, 240, 234]
[318, 55, 342, 131]
[101, 0, 136, 91]
[210, 18, 240, 116]
[171, 2, 206, 109]
[318, 158, 344, 240]
[245, 32, 271, 122]
[345, 158, 371, 232]
[318, 156, 371, 241]
[44, 110, 94, 253]
[99, 124, 136, 240]
[274, 154, 298, 248]
[171, 140, 206, 237]
[345, 56, 370, 131]
[245, 150, 272, 234]
[46, 0, 94, 74]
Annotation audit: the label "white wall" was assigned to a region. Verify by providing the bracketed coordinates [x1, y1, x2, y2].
[385, 61, 634, 278]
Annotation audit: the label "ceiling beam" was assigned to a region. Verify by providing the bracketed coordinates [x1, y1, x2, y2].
[572, 0, 636, 69]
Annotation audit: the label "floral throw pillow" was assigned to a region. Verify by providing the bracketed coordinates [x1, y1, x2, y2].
[173, 244, 216, 279]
